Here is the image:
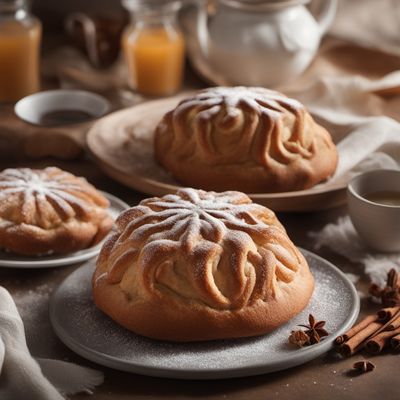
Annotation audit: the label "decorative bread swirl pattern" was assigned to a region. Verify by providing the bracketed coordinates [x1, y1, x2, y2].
[158, 87, 310, 164]
[0, 167, 109, 229]
[0, 167, 113, 255]
[154, 86, 338, 193]
[95, 188, 305, 311]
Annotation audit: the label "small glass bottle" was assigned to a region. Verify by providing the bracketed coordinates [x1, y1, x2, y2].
[122, 0, 185, 97]
[0, 0, 41, 103]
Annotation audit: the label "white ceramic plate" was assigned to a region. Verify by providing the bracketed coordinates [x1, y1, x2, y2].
[86, 97, 347, 213]
[49, 249, 359, 379]
[0, 192, 129, 268]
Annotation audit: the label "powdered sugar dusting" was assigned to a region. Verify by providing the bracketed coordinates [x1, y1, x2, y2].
[191, 86, 302, 114]
[0, 167, 109, 228]
[13, 283, 52, 318]
[12, 282, 59, 354]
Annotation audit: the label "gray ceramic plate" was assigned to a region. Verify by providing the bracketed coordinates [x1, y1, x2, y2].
[0, 192, 129, 268]
[49, 249, 359, 379]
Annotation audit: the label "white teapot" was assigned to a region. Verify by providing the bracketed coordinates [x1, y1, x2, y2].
[181, 0, 337, 87]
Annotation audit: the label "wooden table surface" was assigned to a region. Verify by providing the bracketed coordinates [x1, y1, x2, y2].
[0, 156, 398, 400]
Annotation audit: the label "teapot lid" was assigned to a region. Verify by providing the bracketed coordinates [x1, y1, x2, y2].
[220, 0, 310, 11]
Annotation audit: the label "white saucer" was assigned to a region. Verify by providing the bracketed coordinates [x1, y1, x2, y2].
[49, 249, 359, 379]
[0, 192, 129, 268]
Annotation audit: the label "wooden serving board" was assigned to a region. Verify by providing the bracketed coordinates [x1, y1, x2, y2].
[0, 105, 88, 160]
[86, 95, 347, 212]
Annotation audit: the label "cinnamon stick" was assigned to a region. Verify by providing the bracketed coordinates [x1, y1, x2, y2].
[339, 321, 383, 357]
[377, 306, 400, 321]
[337, 271, 400, 356]
[368, 309, 400, 338]
[366, 327, 400, 354]
[334, 315, 377, 346]
[390, 333, 400, 350]
[387, 269, 400, 288]
[339, 309, 400, 356]
[386, 314, 400, 331]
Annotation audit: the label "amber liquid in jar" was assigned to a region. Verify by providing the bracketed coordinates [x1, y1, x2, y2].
[123, 26, 184, 96]
[122, 0, 185, 97]
[0, 1, 41, 103]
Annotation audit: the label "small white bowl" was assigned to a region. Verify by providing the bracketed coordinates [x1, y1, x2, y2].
[14, 89, 110, 126]
[347, 169, 400, 252]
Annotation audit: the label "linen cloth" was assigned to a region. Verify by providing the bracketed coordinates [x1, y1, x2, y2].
[310, 216, 400, 286]
[0, 286, 103, 400]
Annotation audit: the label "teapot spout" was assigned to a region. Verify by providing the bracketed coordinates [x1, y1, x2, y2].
[311, 0, 338, 35]
[180, 0, 209, 57]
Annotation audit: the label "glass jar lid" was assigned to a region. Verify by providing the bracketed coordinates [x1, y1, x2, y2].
[220, 0, 310, 11]
[122, 0, 181, 12]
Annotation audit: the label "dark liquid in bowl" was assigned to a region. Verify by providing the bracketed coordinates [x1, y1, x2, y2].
[39, 109, 94, 125]
[364, 190, 400, 206]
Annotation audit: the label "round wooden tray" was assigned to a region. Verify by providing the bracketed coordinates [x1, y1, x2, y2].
[86, 96, 346, 212]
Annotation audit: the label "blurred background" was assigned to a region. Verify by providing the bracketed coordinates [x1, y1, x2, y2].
[33, 0, 125, 32]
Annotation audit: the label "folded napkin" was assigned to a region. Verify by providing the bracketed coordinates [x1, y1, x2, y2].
[283, 70, 400, 191]
[310, 216, 400, 286]
[331, 0, 400, 57]
[0, 287, 103, 400]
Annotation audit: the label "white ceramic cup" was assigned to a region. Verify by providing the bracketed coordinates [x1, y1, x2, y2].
[347, 169, 400, 252]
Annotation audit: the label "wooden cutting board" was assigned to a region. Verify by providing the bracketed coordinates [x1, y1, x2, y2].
[0, 104, 88, 160]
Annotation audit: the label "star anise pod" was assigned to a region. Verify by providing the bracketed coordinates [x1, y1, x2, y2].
[369, 283, 383, 298]
[381, 287, 400, 307]
[288, 330, 310, 347]
[353, 360, 375, 373]
[298, 314, 329, 344]
[369, 269, 400, 307]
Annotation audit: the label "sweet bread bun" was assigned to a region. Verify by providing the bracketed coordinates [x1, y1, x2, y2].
[154, 87, 338, 193]
[0, 167, 113, 256]
[93, 188, 314, 342]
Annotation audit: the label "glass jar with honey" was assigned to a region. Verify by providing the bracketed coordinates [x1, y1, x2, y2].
[122, 0, 185, 97]
[0, 0, 41, 103]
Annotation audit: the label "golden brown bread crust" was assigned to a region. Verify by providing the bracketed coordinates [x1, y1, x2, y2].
[93, 188, 314, 342]
[0, 167, 113, 256]
[154, 87, 338, 193]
